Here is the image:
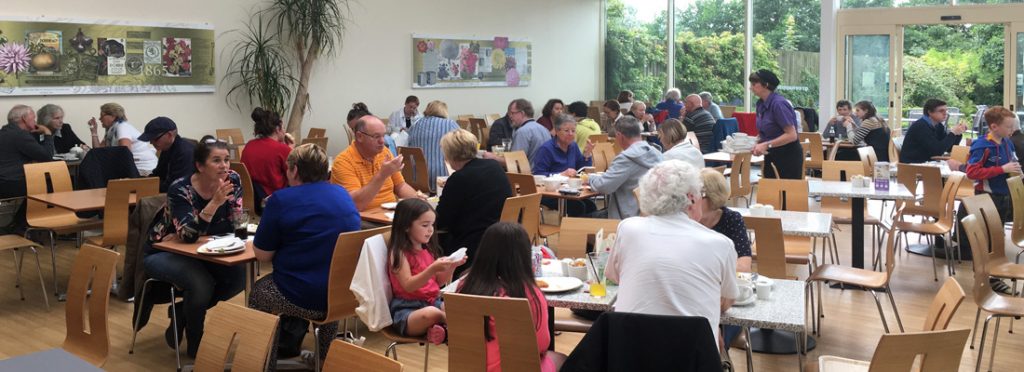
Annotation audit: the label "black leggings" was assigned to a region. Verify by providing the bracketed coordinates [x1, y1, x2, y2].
[762, 140, 804, 180]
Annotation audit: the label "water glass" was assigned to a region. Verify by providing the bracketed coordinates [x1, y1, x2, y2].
[501, 138, 512, 149]
[232, 209, 250, 239]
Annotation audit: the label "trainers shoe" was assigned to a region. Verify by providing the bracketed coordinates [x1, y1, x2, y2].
[991, 279, 1015, 295]
[427, 324, 447, 345]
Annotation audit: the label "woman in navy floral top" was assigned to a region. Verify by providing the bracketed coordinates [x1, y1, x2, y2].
[142, 135, 245, 358]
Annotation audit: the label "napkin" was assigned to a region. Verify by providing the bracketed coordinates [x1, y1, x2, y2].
[385, 212, 395, 220]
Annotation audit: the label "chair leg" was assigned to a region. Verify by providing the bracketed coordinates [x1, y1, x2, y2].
[314, 327, 322, 372]
[170, 287, 181, 371]
[45, 230, 60, 298]
[971, 308, 982, 349]
[743, 326, 753, 372]
[385, 342, 399, 360]
[884, 286, 904, 333]
[988, 317, 1001, 372]
[30, 248, 49, 311]
[422, 343, 430, 372]
[976, 315, 994, 372]
[13, 249, 24, 300]
[929, 235, 939, 282]
[129, 279, 150, 354]
[869, 290, 891, 333]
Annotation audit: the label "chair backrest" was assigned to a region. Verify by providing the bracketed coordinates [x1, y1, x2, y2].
[24, 161, 75, 223]
[102, 177, 159, 246]
[556, 217, 622, 259]
[720, 105, 737, 118]
[193, 302, 279, 372]
[62, 244, 119, 367]
[457, 114, 476, 121]
[500, 193, 541, 244]
[1007, 176, 1024, 246]
[743, 216, 788, 279]
[588, 133, 610, 144]
[711, 165, 726, 174]
[866, 328, 971, 372]
[949, 145, 969, 164]
[469, 118, 488, 146]
[485, 114, 501, 125]
[506, 172, 538, 196]
[504, 151, 532, 175]
[685, 132, 700, 150]
[325, 226, 391, 323]
[444, 292, 542, 372]
[307, 127, 327, 139]
[889, 137, 900, 163]
[821, 160, 866, 213]
[397, 147, 431, 194]
[302, 136, 329, 151]
[587, 106, 602, 122]
[457, 119, 471, 130]
[857, 146, 878, 176]
[798, 133, 824, 171]
[937, 172, 966, 224]
[215, 128, 245, 145]
[729, 152, 754, 202]
[322, 339, 402, 372]
[961, 193, 1009, 264]
[229, 162, 257, 216]
[592, 143, 617, 173]
[826, 141, 841, 161]
[962, 214, 997, 307]
[921, 277, 966, 332]
[755, 178, 809, 212]
[896, 164, 944, 219]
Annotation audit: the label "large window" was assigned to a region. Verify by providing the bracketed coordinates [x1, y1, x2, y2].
[753, 0, 822, 110]
[674, 0, 748, 108]
[604, 0, 667, 103]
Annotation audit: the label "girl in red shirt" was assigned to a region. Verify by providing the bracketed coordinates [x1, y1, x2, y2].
[387, 199, 466, 344]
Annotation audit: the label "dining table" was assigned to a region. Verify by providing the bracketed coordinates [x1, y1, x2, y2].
[703, 151, 765, 165]
[359, 206, 394, 225]
[539, 186, 602, 218]
[27, 187, 136, 212]
[151, 236, 258, 306]
[731, 208, 832, 238]
[807, 180, 915, 269]
[722, 278, 809, 371]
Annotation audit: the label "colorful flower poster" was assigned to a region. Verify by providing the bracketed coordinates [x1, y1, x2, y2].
[412, 34, 531, 88]
[162, 37, 191, 77]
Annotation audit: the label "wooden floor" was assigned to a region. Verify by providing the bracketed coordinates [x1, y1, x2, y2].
[3, 201, 1024, 371]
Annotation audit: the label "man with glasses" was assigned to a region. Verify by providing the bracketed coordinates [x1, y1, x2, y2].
[507, 98, 549, 160]
[330, 116, 419, 211]
[139, 116, 195, 192]
[900, 98, 967, 165]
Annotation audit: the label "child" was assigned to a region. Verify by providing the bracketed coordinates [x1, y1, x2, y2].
[457, 222, 565, 372]
[388, 199, 466, 344]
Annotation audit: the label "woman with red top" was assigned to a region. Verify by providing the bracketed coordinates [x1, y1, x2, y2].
[387, 199, 467, 344]
[240, 108, 292, 209]
[457, 222, 566, 372]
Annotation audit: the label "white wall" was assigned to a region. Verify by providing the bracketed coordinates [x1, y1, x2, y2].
[6, 0, 602, 155]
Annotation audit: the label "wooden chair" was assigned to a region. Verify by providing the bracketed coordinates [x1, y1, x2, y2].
[504, 151, 532, 175]
[819, 161, 883, 266]
[587, 106, 602, 122]
[959, 215, 1024, 371]
[398, 147, 432, 194]
[550, 217, 622, 333]
[229, 162, 258, 218]
[889, 137, 900, 164]
[193, 302, 279, 372]
[806, 228, 902, 335]
[857, 147, 877, 177]
[505, 173, 558, 239]
[0, 198, 49, 309]
[799, 132, 824, 177]
[826, 141, 841, 161]
[685, 132, 700, 150]
[216, 128, 246, 160]
[721, 105, 737, 118]
[813, 328, 970, 372]
[469, 118, 488, 146]
[457, 114, 475, 121]
[950, 145, 969, 163]
[588, 134, 610, 144]
[893, 172, 965, 281]
[307, 127, 327, 139]
[961, 194, 1024, 284]
[591, 143, 616, 173]
[895, 163, 944, 220]
[322, 339, 402, 372]
[62, 244, 119, 367]
[500, 193, 542, 244]
[755, 178, 817, 272]
[24, 161, 104, 298]
[457, 119, 470, 130]
[728, 152, 756, 207]
[922, 277, 966, 332]
[86, 177, 159, 248]
[485, 114, 501, 125]
[302, 136, 329, 151]
[1006, 176, 1024, 263]
[744, 216, 791, 280]
[444, 293, 542, 372]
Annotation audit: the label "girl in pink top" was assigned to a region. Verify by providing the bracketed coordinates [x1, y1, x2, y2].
[387, 199, 466, 344]
[457, 222, 566, 371]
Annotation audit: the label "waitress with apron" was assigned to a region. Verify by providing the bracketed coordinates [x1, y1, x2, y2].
[749, 69, 803, 179]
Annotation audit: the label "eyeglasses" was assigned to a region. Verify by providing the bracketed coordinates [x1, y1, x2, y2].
[358, 131, 385, 141]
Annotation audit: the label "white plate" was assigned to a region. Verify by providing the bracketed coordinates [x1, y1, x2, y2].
[197, 238, 246, 256]
[380, 202, 398, 210]
[536, 276, 583, 293]
[734, 294, 756, 306]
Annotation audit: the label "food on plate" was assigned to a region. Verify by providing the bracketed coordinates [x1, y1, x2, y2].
[572, 258, 586, 267]
[536, 279, 549, 288]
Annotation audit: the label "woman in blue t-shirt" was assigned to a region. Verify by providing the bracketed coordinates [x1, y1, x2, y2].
[249, 143, 362, 368]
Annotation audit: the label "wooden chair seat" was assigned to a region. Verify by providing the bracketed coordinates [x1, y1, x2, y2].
[0, 235, 44, 250]
[381, 325, 429, 345]
[813, 355, 869, 371]
[817, 204, 881, 225]
[752, 240, 810, 266]
[323, 339, 403, 372]
[29, 215, 102, 233]
[553, 308, 593, 333]
[538, 224, 560, 238]
[807, 264, 887, 288]
[987, 258, 1024, 280]
[891, 220, 952, 236]
[977, 292, 1024, 316]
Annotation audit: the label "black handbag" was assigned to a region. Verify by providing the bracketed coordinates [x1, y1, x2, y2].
[276, 316, 310, 358]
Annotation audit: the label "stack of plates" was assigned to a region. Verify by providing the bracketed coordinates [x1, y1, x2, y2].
[722, 133, 756, 153]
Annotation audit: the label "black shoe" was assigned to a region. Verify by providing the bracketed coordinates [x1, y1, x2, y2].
[991, 279, 1016, 295]
[164, 302, 185, 350]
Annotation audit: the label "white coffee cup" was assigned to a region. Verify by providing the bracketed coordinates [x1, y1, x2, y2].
[567, 264, 589, 282]
[567, 178, 583, 189]
[763, 205, 775, 216]
[756, 282, 773, 300]
[750, 204, 765, 217]
[543, 178, 562, 192]
[737, 279, 755, 301]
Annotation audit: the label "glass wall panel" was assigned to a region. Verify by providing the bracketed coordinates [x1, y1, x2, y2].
[604, 0, 668, 102]
[753, 0, 822, 118]
[674, 0, 748, 110]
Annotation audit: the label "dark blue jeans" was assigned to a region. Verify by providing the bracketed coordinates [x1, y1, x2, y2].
[143, 251, 245, 356]
[541, 197, 597, 217]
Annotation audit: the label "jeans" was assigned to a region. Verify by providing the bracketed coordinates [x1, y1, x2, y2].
[541, 197, 597, 218]
[143, 251, 246, 357]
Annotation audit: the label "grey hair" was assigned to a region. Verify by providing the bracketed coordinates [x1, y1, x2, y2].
[613, 115, 642, 139]
[7, 105, 33, 125]
[699, 91, 714, 103]
[638, 160, 702, 216]
[37, 104, 63, 126]
[629, 101, 647, 111]
[553, 113, 576, 130]
[665, 88, 681, 102]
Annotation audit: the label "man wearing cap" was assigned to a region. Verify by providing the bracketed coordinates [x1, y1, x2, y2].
[139, 117, 194, 192]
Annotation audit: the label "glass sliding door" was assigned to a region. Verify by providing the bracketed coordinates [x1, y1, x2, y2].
[838, 26, 899, 124]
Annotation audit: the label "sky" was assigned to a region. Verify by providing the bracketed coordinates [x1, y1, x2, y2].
[626, 0, 697, 22]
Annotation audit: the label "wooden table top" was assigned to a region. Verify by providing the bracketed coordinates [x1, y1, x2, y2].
[152, 236, 256, 266]
[703, 151, 765, 165]
[360, 207, 394, 225]
[539, 186, 602, 201]
[26, 188, 136, 212]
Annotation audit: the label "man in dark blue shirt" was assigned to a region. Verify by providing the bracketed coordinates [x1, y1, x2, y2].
[139, 117, 195, 192]
[900, 98, 966, 165]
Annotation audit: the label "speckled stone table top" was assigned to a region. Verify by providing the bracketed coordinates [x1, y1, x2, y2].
[441, 262, 617, 312]
[721, 279, 805, 333]
[808, 180, 915, 200]
[731, 208, 832, 237]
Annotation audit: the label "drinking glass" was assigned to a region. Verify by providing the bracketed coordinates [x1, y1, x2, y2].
[586, 251, 607, 298]
[232, 209, 250, 239]
[501, 138, 512, 149]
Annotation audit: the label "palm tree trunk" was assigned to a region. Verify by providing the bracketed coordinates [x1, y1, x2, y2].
[285, 44, 319, 136]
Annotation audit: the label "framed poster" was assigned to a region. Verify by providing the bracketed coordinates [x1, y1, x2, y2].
[0, 16, 214, 96]
[412, 34, 531, 88]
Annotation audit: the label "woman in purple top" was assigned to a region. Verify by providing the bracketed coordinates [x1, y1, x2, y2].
[749, 69, 803, 179]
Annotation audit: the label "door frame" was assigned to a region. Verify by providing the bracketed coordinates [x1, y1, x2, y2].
[837, 25, 902, 128]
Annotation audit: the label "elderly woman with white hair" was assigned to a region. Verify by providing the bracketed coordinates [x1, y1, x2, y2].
[605, 160, 739, 346]
[656, 87, 685, 120]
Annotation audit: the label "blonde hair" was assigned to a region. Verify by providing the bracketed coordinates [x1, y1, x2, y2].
[286, 143, 329, 183]
[700, 168, 730, 210]
[100, 102, 126, 122]
[424, 100, 449, 119]
[440, 129, 479, 163]
[659, 119, 687, 149]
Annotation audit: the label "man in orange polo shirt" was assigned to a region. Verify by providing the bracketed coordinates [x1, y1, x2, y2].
[331, 116, 419, 210]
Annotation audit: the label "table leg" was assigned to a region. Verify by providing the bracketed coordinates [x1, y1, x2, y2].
[796, 330, 806, 371]
[851, 197, 865, 269]
[245, 262, 254, 307]
[548, 306, 555, 351]
[749, 328, 816, 354]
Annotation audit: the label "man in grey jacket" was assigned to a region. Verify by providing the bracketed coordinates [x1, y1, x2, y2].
[588, 116, 664, 219]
